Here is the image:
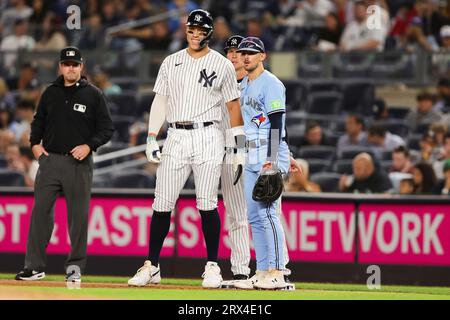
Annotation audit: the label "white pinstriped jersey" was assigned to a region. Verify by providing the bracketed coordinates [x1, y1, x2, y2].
[153, 49, 240, 123]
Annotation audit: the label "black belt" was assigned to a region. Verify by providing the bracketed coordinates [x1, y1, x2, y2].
[169, 121, 214, 130]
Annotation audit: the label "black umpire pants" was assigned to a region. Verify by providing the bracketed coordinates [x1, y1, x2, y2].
[24, 153, 93, 274]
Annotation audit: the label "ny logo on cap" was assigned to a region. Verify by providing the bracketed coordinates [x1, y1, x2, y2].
[66, 50, 76, 57]
[231, 39, 237, 45]
[194, 14, 202, 22]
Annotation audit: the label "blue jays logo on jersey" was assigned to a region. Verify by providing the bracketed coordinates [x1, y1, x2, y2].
[244, 96, 263, 111]
[251, 113, 267, 128]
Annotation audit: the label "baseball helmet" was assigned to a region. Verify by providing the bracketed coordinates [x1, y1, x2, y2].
[186, 9, 213, 30]
[223, 35, 244, 53]
[186, 9, 214, 47]
[237, 37, 266, 53]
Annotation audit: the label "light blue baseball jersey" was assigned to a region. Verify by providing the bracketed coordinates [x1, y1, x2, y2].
[240, 70, 287, 142]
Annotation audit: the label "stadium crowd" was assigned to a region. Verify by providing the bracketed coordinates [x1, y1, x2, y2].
[1, 0, 450, 195]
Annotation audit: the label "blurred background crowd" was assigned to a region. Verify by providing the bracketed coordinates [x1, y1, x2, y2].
[0, 0, 450, 195]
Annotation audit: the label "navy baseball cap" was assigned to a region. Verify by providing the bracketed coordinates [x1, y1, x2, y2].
[60, 46, 83, 64]
[223, 35, 244, 53]
[237, 37, 265, 53]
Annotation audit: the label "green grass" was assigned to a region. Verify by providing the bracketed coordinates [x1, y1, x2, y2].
[2, 273, 450, 300]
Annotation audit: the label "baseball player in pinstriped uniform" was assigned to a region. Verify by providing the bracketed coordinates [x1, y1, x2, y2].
[233, 37, 292, 290]
[127, 9, 246, 289]
[221, 36, 300, 288]
[220, 35, 251, 283]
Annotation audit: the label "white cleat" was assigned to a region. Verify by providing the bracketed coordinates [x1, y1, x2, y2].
[202, 261, 223, 289]
[233, 270, 267, 290]
[127, 260, 161, 287]
[253, 269, 286, 290]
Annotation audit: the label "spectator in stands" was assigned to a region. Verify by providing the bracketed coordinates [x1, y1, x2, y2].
[0, 19, 36, 76]
[390, 145, 414, 174]
[0, 77, 15, 110]
[412, 162, 437, 194]
[5, 143, 23, 171]
[433, 159, 450, 195]
[339, 1, 386, 51]
[18, 146, 38, 188]
[0, 0, 33, 37]
[78, 14, 104, 50]
[406, 91, 442, 132]
[144, 20, 172, 51]
[284, 158, 321, 192]
[337, 114, 367, 156]
[366, 123, 405, 158]
[298, 121, 330, 147]
[168, 13, 189, 53]
[167, 0, 199, 33]
[372, 98, 389, 121]
[339, 152, 392, 193]
[434, 77, 450, 113]
[419, 130, 442, 163]
[365, 0, 390, 39]
[433, 132, 450, 180]
[0, 102, 15, 154]
[246, 15, 274, 51]
[9, 99, 35, 146]
[90, 66, 122, 96]
[35, 13, 67, 51]
[430, 122, 448, 155]
[100, 0, 121, 28]
[6, 62, 39, 91]
[314, 12, 343, 51]
[440, 25, 450, 51]
[301, 0, 335, 28]
[208, 17, 231, 52]
[399, 177, 415, 195]
[29, 0, 48, 27]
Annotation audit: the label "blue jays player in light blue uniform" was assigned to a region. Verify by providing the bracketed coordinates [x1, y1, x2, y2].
[235, 37, 290, 289]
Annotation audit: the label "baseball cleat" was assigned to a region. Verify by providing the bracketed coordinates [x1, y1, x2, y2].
[202, 261, 223, 289]
[253, 269, 286, 290]
[65, 270, 82, 283]
[233, 270, 267, 290]
[15, 269, 45, 281]
[128, 260, 161, 287]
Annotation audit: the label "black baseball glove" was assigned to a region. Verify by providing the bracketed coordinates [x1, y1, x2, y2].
[252, 169, 284, 204]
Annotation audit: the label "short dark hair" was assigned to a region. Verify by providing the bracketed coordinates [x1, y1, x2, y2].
[306, 121, 321, 133]
[349, 114, 364, 127]
[368, 124, 386, 138]
[416, 91, 435, 102]
[16, 100, 35, 111]
[393, 145, 410, 158]
[445, 132, 450, 143]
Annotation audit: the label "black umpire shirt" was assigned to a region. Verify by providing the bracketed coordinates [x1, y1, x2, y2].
[30, 75, 114, 154]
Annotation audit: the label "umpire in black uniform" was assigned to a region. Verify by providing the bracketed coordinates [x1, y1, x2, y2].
[15, 47, 114, 282]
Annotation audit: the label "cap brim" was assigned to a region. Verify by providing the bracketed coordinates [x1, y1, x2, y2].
[60, 59, 82, 63]
[236, 48, 262, 53]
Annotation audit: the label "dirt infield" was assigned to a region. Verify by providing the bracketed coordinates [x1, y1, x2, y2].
[0, 279, 200, 290]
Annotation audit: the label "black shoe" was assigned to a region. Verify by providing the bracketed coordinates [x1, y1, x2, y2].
[284, 275, 291, 283]
[15, 269, 45, 281]
[233, 274, 249, 280]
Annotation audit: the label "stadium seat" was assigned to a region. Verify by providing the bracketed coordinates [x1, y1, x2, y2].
[379, 119, 410, 137]
[95, 142, 131, 168]
[0, 155, 6, 168]
[333, 160, 354, 174]
[332, 53, 372, 78]
[297, 146, 336, 161]
[407, 134, 422, 151]
[306, 92, 343, 115]
[284, 79, 307, 110]
[414, 122, 432, 135]
[0, 169, 25, 187]
[111, 116, 135, 143]
[381, 150, 393, 161]
[111, 77, 139, 91]
[92, 174, 112, 188]
[387, 106, 411, 119]
[309, 172, 341, 192]
[371, 52, 414, 80]
[107, 91, 138, 117]
[340, 80, 375, 115]
[338, 146, 375, 160]
[307, 159, 333, 174]
[137, 92, 155, 118]
[307, 79, 340, 93]
[111, 170, 156, 188]
[298, 51, 326, 78]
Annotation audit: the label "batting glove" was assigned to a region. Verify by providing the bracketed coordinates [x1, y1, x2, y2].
[146, 135, 161, 163]
[232, 126, 246, 185]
